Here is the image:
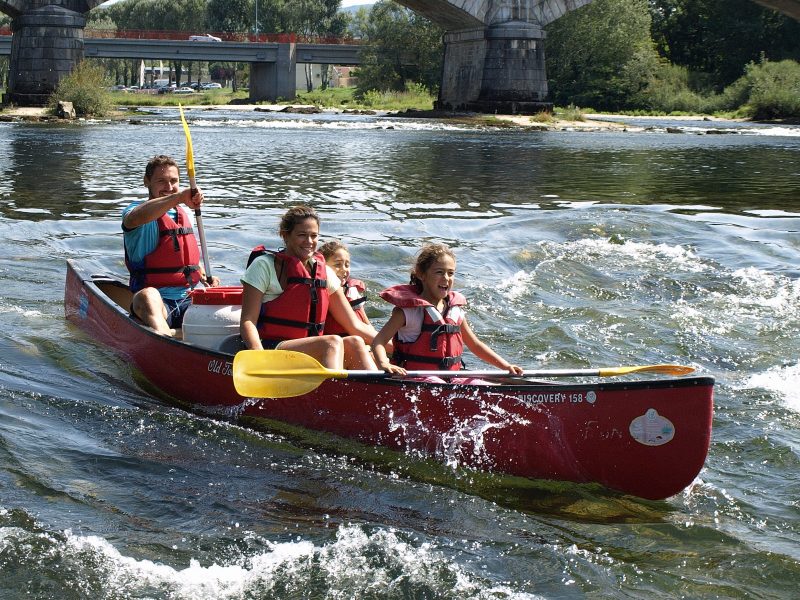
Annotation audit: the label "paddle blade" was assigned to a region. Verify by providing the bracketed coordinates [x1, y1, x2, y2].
[232, 349, 347, 398]
[178, 104, 195, 180]
[598, 364, 695, 377]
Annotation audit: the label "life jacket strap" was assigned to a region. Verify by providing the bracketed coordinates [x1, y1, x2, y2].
[392, 349, 462, 370]
[262, 315, 325, 336]
[421, 323, 461, 351]
[159, 226, 195, 252]
[287, 276, 327, 302]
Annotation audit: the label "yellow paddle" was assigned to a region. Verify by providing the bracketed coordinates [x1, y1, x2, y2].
[179, 104, 212, 280]
[232, 349, 696, 398]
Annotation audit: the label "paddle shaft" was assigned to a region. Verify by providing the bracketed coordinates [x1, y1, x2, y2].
[180, 106, 212, 281]
[245, 367, 680, 380]
[233, 350, 695, 398]
[190, 179, 212, 280]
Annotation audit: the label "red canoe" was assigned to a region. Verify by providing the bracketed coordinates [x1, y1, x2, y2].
[64, 259, 714, 500]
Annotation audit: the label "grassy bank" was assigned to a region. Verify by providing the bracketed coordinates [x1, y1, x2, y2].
[108, 85, 435, 112]
[296, 85, 435, 111]
[110, 89, 249, 107]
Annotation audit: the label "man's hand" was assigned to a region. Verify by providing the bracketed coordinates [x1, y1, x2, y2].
[184, 186, 204, 210]
[204, 275, 221, 287]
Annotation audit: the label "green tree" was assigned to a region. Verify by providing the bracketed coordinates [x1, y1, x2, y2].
[207, 0, 251, 34]
[280, 0, 348, 90]
[353, 1, 443, 97]
[739, 58, 800, 119]
[650, 0, 800, 87]
[206, 0, 253, 90]
[545, 0, 659, 110]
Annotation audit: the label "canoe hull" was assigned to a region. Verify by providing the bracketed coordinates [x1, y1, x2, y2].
[65, 260, 714, 500]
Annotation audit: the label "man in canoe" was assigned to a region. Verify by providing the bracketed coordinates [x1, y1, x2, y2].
[122, 155, 219, 336]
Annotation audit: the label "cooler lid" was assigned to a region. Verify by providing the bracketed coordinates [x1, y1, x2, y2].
[190, 286, 244, 305]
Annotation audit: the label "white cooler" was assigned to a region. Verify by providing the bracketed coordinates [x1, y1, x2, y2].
[182, 286, 243, 351]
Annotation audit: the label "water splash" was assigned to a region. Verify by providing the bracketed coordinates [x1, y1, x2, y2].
[176, 117, 485, 133]
[743, 363, 800, 412]
[1, 519, 541, 599]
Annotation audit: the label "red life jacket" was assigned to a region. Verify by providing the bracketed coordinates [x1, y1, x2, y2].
[248, 246, 329, 343]
[124, 207, 201, 293]
[324, 278, 368, 336]
[379, 284, 466, 370]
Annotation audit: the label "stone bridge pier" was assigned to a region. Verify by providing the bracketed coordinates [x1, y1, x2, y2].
[1, 1, 104, 106]
[396, 0, 595, 113]
[440, 19, 550, 113]
[397, 0, 800, 114]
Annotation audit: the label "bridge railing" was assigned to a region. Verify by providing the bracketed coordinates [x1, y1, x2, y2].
[83, 29, 296, 43]
[81, 29, 361, 45]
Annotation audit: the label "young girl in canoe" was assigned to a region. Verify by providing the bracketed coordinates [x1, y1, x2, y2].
[319, 240, 372, 335]
[371, 243, 523, 382]
[239, 205, 379, 370]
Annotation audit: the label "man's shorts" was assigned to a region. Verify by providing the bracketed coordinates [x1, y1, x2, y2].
[164, 295, 193, 329]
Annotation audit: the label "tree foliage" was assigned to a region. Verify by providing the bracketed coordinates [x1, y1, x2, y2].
[740, 58, 800, 119]
[546, 0, 659, 110]
[206, 0, 250, 33]
[352, 1, 443, 97]
[650, 0, 800, 87]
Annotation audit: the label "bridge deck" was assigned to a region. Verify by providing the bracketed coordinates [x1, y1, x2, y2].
[0, 36, 360, 64]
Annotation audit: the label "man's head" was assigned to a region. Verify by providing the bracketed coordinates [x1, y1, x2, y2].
[144, 155, 180, 199]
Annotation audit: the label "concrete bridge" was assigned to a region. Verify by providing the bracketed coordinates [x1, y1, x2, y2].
[395, 1, 594, 112]
[0, 0, 363, 104]
[394, 0, 800, 113]
[0, 33, 360, 103]
[1, 1, 104, 105]
[1, 0, 799, 109]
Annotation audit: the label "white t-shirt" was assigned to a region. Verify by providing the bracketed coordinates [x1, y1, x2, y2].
[240, 254, 341, 302]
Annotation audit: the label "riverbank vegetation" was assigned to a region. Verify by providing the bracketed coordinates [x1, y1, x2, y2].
[352, 0, 800, 119]
[298, 82, 434, 111]
[109, 89, 249, 107]
[49, 62, 113, 118]
[72, 0, 800, 119]
[545, 0, 800, 119]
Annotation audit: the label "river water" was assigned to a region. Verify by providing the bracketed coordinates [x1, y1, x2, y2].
[1, 108, 799, 598]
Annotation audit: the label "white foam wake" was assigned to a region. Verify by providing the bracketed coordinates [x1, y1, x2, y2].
[49, 525, 542, 599]
[743, 363, 800, 413]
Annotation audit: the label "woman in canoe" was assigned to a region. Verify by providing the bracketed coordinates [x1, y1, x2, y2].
[371, 243, 523, 381]
[319, 240, 372, 335]
[239, 205, 379, 370]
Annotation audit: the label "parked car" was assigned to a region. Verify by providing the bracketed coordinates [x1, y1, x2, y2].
[189, 34, 222, 42]
[201, 82, 223, 90]
[173, 87, 195, 95]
